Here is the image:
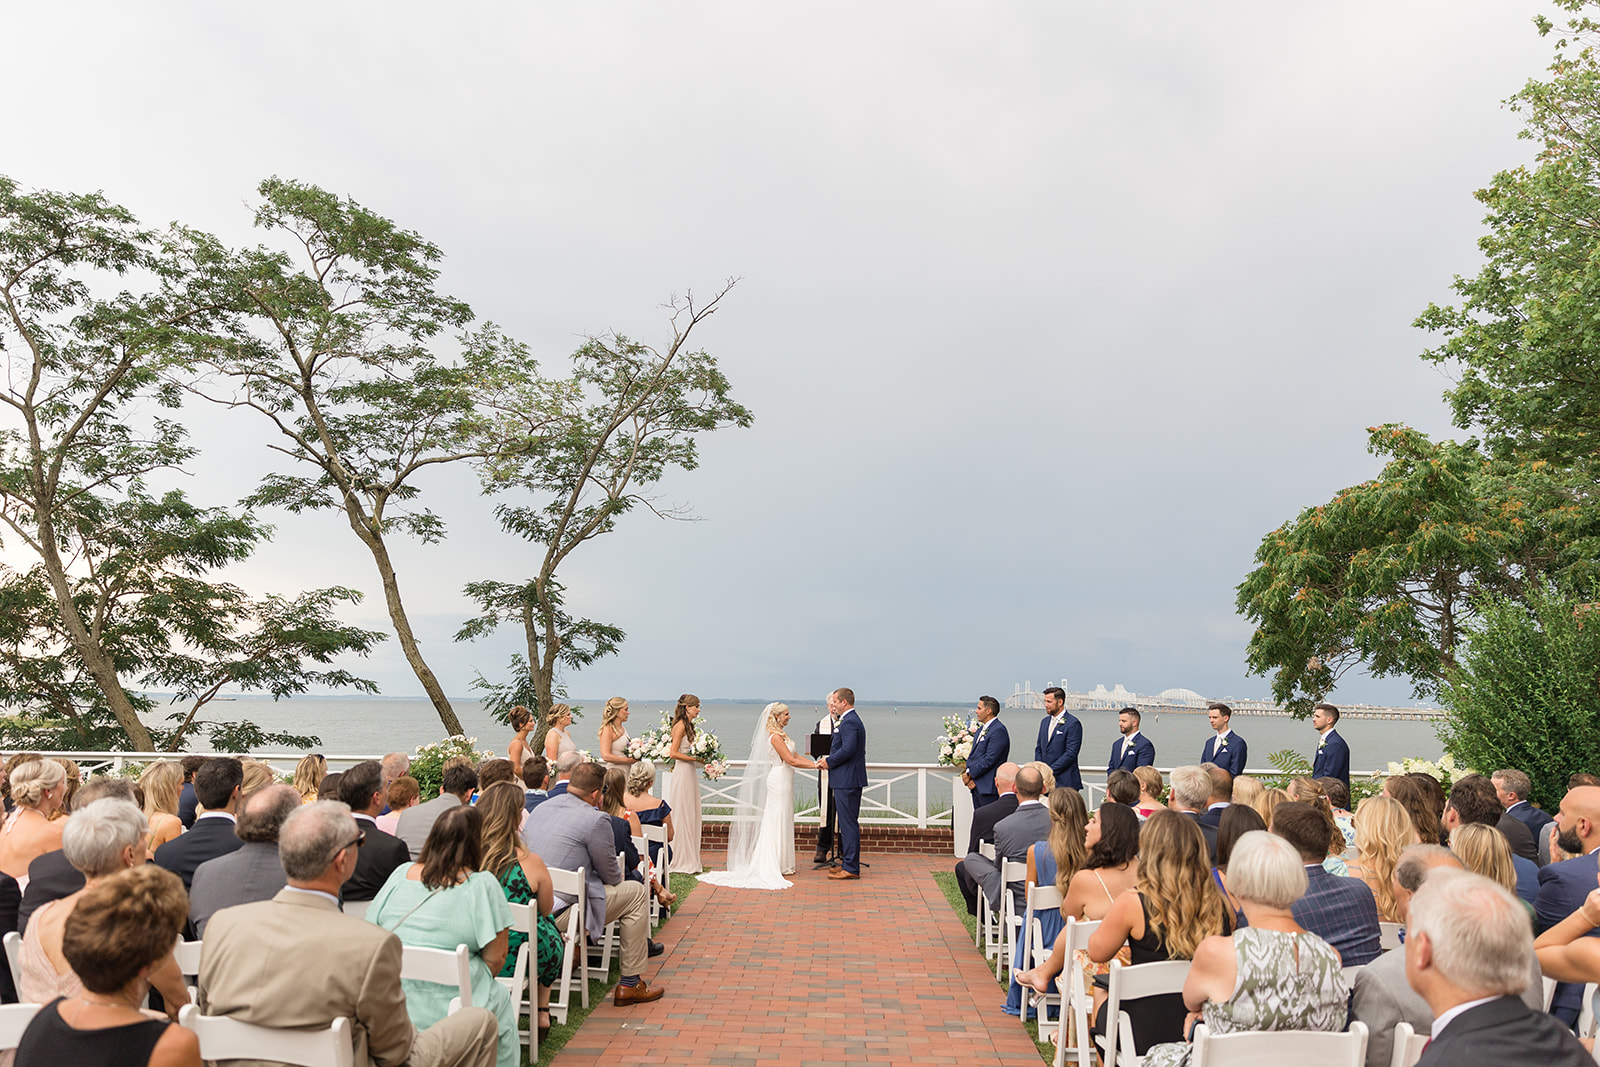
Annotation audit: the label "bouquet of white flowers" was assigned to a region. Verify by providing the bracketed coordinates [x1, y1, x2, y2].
[1384, 753, 1473, 791]
[689, 723, 727, 780]
[626, 717, 676, 764]
[934, 713, 979, 767]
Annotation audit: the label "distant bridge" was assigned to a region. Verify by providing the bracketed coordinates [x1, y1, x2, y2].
[1004, 681, 1444, 721]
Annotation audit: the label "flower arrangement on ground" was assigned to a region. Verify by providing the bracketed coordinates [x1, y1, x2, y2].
[410, 736, 498, 798]
[934, 713, 978, 767]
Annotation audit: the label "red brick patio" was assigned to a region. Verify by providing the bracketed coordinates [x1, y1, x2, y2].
[551, 851, 1044, 1067]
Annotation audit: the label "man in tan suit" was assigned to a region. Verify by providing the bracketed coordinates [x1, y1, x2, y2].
[198, 801, 499, 1067]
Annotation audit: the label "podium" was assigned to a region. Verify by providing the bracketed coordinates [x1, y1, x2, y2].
[809, 732, 835, 868]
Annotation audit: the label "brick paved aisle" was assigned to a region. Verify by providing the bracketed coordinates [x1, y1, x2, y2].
[552, 852, 1044, 1067]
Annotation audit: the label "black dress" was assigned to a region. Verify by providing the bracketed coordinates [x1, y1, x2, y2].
[1093, 893, 1230, 1055]
[16, 998, 171, 1067]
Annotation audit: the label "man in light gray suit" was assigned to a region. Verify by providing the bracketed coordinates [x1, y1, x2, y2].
[1351, 844, 1545, 1067]
[396, 763, 478, 860]
[959, 765, 1052, 915]
[188, 783, 301, 938]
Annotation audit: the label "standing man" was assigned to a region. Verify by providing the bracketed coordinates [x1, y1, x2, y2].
[1034, 686, 1083, 791]
[961, 696, 1010, 809]
[818, 687, 866, 881]
[1107, 707, 1155, 775]
[1494, 769, 1554, 840]
[1200, 702, 1247, 778]
[1310, 703, 1350, 796]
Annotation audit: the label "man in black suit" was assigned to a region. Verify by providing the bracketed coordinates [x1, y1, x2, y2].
[1196, 764, 1231, 830]
[18, 776, 139, 934]
[1442, 774, 1539, 903]
[189, 783, 301, 937]
[177, 754, 208, 829]
[1408, 869, 1589, 1067]
[338, 761, 412, 903]
[1169, 765, 1218, 862]
[954, 762, 1019, 914]
[155, 757, 245, 890]
[960, 767, 1050, 919]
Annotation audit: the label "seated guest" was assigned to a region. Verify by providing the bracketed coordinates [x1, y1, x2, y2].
[20, 799, 188, 1013]
[602, 766, 644, 841]
[477, 759, 519, 793]
[1410, 870, 1590, 1067]
[1355, 845, 1545, 1067]
[293, 754, 326, 805]
[370, 805, 518, 1067]
[1006, 788, 1087, 1016]
[137, 760, 186, 855]
[1167, 766, 1217, 862]
[960, 767, 1050, 920]
[1344, 795, 1417, 922]
[238, 759, 279, 797]
[0, 760, 68, 882]
[188, 783, 301, 937]
[199, 801, 498, 1067]
[1105, 770, 1140, 809]
[1133, 766, 1166, 820]
[955, 762, 1020, 913]
[1230, 775, 1263, 812]
[18, 777, 136, 936]
[396, 763, 477, 861]
[375, 774, 420, 836]
[1494, 768, 1554, 840]
[1251, 787, 1289, 828]
[176, 755, 207, 829]
[1028, 760, 1057, 795]
[1287, 778, 1347, 873]
[620, 761, 674, 864]
[477, 781, 563, 1043]
[316, 772, 343, 801]
[1386, 773, 1444, 845]
[1316, 776, 1356, 852]
[545, 752, 583, 799]
[1139, 831, 1348, 1067]
[1538, 784, 1600, 1024]
[1197, 764, 1231, 829]
[1443, 774, 1538, 905]
[521, 757, 550, 813]
[153, 757, 244, 890]
[14, 865, 200, 1067]
[336, 760, 411, 903]
[1270, 800, 1382, 965]
[605, 767, 674, 912]
[1452, 823, 1533, 921]
[1213, 804, 1267, 924]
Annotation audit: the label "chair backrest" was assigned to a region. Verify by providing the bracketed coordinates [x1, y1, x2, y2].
[548, 865, 588, 935]
[640, 823, 670, 870]
[1378, 922, 1402, 951]
[1103, 959, 1190, 1066]
[1191, 1020, 1368, 1067]
[0, 1003, 40, 1051]
[1024, 884, 1066, 964]
[400, 944, 472, 1010]
[979, 840, 996, 861]
[1388, 1021, 1426, 1067]
[1, 933, 23, 1004]
[172, 938, 203, 979]
[1065, 917, 1101, 955]
[343, 899, 371, 922]
[1543, 975, 1558, 1013]
[178, 1004, 354, 1067]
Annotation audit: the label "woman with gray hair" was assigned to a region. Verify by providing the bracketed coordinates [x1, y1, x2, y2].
[1138, 831, 1350, 1067]
[18, 799, 189, 1014]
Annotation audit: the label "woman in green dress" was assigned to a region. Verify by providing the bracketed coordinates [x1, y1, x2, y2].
[370, 804, 518, 1067]
[477, 780, 565, 1042]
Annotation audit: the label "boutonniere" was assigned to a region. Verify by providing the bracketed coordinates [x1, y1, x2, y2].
[1215, 737, 1228, 750]
[1317, 737, 1327, 750]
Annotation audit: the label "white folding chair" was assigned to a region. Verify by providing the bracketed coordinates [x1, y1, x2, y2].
[546, 866, 590, 1024]
[1389, 1021, 1427, 1067]
[997, 858, 1028, 980]
[1378, 922, 1402, 951]
[0, 1003, 40, 1050]
[343, 900, 371, 922]
[1585, 981, 1600, 1039]
[1050, 918, 1102, 1067]
[641, 824, 671, 922]
[1095, 959, 1190, 1067]
[2, 933, 23, 1003]
[974, 840, 998, 948]
[1021, 883, 1065, 1027]
[498, 902, 532, 1047]
[1341, 964, 1365, 988]
[1191, 1020, 1368, 1066]
[173, 939, 203, 980]
[400, 944, 472, 1011]
[1543, 975, 1558, 1012]
[178, 1004, 354, 1067]
[586, 854, 625, 975]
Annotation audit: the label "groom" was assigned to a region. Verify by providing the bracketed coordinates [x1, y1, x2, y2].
[817, 687, 866, 880]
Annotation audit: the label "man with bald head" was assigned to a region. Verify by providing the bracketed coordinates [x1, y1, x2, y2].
[955, 761, 1020, 915]
[1537, 784, 1600, 1023]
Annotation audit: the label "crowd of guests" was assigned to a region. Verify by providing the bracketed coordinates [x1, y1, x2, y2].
[0, 712, 694, 1067]
[958, 755, 1600, 1066]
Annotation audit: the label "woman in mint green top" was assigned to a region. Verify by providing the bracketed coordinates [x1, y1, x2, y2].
[369, 805, 517, 1067]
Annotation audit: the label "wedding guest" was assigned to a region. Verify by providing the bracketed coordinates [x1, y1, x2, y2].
[315, 773, 342, 801]
[1139, 832, 1348, 1067]
[507, 705, 534, 770]
[477, 759, 518, 793]
[1230, 775, 1264, 812]
[1107, 707, 1155, 775]
[376, 775, 419, 836]
[962, 767, 1050, 920]
[1287, 778, 1347, 874]
[380, 752, 410, 795]
[176, 755, 207, 829]
[1443, 774, 1539, 905]
[1316, 776, 1356, 851]
[1034, 685, 1083, 791]
[1029, 761, 1056, 795]
[1451, 823, 1531, 921]
[1252, 787, 1289, 829]
[17, 778, 135, 936]
[1538, 784, 1600, 1024]
[1309, 703, 1349, 795]
[1271, 800, 1382, 965]
[1133, 766, 1166, 819]
[49, 758, 81, 818]
[1168, 766, 1217, 862]
[962, 696, 1010, 808]
[1199, 702, 1247, 778]
[621, 761, 675, 868]
[1494, 768, 1554, 839]
[1105, 770, 1139, 808]
[1197, 765, 1231, 829]
[522, 757, 550, 814]
[598, 695, 636, 767]
[292, 754, 325, 805]
[1007, 788, 1088, 1016]
[477, 781, 562, 1044]
[14, 865, 200, 1067]
[336, 762, 411, 904]
[395, 763, 476, 861]
[1344, 795, 1416, 922]
[238, 759, 279, 797]
[665, 694, 704, 874]
[188, 784, 301, 937]
[543, 704, 577, 763]
[1386, 773, 1443, 845]
[1213, 804, 1267, 925]
[601, 766, 645, 881]
[956, 763, 1020, 914]
[153, 758, 244, 891]
[0, 760, 68, 880]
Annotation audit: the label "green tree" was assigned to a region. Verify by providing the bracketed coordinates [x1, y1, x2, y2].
[1437, 581, 1600, 811]
[175, 179, 554, 736]
[461, 285, 751, 746]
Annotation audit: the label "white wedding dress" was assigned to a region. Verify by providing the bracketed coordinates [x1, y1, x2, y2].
[701, 719, 796, 891]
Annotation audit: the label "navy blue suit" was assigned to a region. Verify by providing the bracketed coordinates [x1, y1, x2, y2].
[1507, 800, 1555, 838]
[965, 717, 1010, 808]
[1200, 732, 1246, 778]
[827, 709, 867, 875]
[1106, 732, 1155, 776]
[1292, 863, 1382, 966]
[1310, 729, 1350, 793]
[1035, 713, 1083, 791]
[1537, 851, 1600, 1021]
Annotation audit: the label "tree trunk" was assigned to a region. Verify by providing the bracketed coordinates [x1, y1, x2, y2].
[361, 524, 462, 735]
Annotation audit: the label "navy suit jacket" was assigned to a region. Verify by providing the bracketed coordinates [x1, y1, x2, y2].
[965, 717, 1010, 800]
[1536, 851, 1600, 1015]
[1107, 733, 1155, 776]
[1034, 713, 1083, 791]
[1200, 733, 1246, 778]
[1507, 801, 1555, 837]
[1291, 863, 1382, 966]
[1310, 729, 1350, 792]
[827, 709, 867, 791]
[153, 813, 244, 890]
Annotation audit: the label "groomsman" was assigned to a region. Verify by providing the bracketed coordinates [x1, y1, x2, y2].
[961, 696, 1010, 808]
[1034, 686, 1083, 791]
[1200, 702, 1247, 778]
[1310, 703, 1350, 795]
[1107, 707, 1155, 775]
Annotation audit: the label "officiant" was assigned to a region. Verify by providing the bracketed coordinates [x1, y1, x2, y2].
[812, 710, 834, 865]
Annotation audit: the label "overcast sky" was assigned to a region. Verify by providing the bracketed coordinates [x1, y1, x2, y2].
[5, 2, 1558, 705]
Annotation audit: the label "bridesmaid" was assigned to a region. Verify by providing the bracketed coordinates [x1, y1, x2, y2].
[507, 705, 533, 770]
[543, 704, 577, 763]
[598, 697, 636, 767]
[665, 694, 703, 874]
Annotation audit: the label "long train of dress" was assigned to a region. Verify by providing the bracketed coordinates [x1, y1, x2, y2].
[700, 760, 795, 890]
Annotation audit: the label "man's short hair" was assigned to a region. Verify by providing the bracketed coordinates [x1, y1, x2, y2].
[1491, 769, 1532, 801]
[193, 758, 244, 810]
[236, 784, 302, 844]
[1408, 868, 1531, 996]
[441, 764, 478, 799]
[1226, 830, 1307, 909]
[1393, 844, 1461, 893]
[180, 755, 209, 779]
[62, 799, 147, 878]
[1314, 702, 1340, 723]
[995, 762, 1020, 790]
[1204, 764, 1233, 803]
[441, 754, 476, 774]
[1270, 801, 1332, 862]
[554, 752, 583, 778]
[279, 801, 358, 882]
[568, 762, 605, 796]
[978, 696, 1000, 716]
[1014, 766, 1045, 800]
[522, 756, 549, 790]
[1042, 687, 1065, 702]
[1208, 702, 1231, 720]
[1170, 765, 1211, 811]
[381, 752, 409, 784]
[75, 777, 136, 808]
[1106, 770, 1139, 805]
[338, 760, 385, 812]
[1120, 706, 1141, 724]
[1448, 774, 1504, 827]
[478, 758, 518, 789]
[832, 687, 855, 707]
[1571, 773, 1600, 789]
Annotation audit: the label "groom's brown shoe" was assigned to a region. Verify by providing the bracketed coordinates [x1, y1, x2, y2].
[614, 979, 666, 1006]
[827, 868, 860, 880]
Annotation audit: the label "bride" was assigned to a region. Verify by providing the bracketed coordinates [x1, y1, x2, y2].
[701, 702, 818, 890]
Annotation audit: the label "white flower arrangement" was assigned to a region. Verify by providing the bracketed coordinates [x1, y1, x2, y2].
[627, 713, 726, 778]
[1384, 753, 1473, 789]
[934, 713, 979, 767]
[689, 721, 726, 780]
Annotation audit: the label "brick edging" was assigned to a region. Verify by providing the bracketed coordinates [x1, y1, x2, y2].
[694, 823, 952, 855]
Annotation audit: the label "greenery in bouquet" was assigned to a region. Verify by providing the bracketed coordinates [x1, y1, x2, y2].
[626, 715, 676, 764]
[934, 713, 978, 767]
[688, 723, 727, 780]
[410, 736, 498, 799]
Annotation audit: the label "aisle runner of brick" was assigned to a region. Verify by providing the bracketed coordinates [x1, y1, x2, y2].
[551, 852, 1043, 1067]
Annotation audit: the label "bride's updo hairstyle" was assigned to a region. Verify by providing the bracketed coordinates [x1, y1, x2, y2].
[763, 702, 789, 733]
[626, 761, 656, 796]
[11, 758, 66, 809]
[671, 694, 700, 741]
[544, 703, 571, 728]
[600, 697, 628, 736]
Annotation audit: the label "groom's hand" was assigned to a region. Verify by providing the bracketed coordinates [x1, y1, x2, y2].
[817, 756, 828, 769]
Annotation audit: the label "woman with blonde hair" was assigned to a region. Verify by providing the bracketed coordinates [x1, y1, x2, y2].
[49, 758, 81, 818]
[138, 760, 185, 853]
[543, 704, 577, 762]
[602, 765, 642, 837]
[1006, 788, 1088, 1015]
[701, 702, 817, 890]
[1230, 775, 1264, 811]
[598, 696, 636, 767]
[665, 694, 704, 874]
[0, 759, 67, 881]
[239, 759, 278, 796]
[1451, 823, 1526, 910]
[621, 761, 675, 866]
[1344, 795, 1415, 921]
[1133, 766, 1166, 819]
[292, 754, 325, 804]
[1252, 787, 1290, 829]
[507, 705, 534, 769]
[1029, 761, 1057, 795]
